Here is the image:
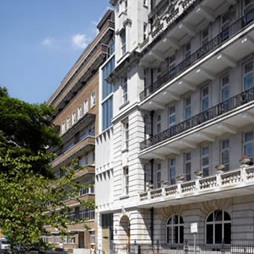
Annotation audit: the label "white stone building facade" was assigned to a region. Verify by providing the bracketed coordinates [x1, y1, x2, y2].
[96, 0, 254, 253]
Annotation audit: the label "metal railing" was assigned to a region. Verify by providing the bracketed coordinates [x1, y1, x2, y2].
[113, 243, 254, 254]
[140, 87, 254, 150]
[140, 14, 254, 101]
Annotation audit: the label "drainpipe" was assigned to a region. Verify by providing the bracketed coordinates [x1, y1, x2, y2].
[150, 207, 154, 247]
[149, 110, 154, 247]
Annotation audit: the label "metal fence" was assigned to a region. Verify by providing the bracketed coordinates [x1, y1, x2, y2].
[112, 244, 254, 254]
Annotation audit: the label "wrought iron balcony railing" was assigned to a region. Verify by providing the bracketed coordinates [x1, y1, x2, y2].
[140, 87, 254, 150]
[139, 13, 254, 101]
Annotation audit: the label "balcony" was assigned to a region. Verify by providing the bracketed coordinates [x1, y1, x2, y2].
[138, 165, 254, 208]
[140, 87, 254, 152]
[74, 165, 95, 179]
[140, 14, 254, 103]
[52, 136, 95, 168]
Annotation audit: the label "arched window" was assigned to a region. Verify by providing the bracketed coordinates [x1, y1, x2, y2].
[206, 210, 231, 244]
[166, 215, 184, 244]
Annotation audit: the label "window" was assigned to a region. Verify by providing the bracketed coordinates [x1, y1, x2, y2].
[122, 119, 129, 151]
[89, 231, 95, 245]
[243, 131, 254, 159]
[77, 106, 82, 120]
[201, 145, 210, 177]
[206, 210, 231, 244]
[143, 22, 148, 40]
[201, 85, 209, 111]
[121, 77, 128, 104]
[102, 56, 115, 131]
[221, 139, 230, 171]
[243, 60, 253, 91]
[143, 0, 148, 7]
[108, 38, 115, 56]
[184, 96, 191, 120]
[169, 54, 176, 78]
[243, 0, 254, 24]
[221, 74, 230, 102]
[120, 29, 126, 55]
[90, 92, 96, 108]
[102, 98, 113, 131]
[61, 121, 66, 134]
[66, 117, 71, 130]
[123, 166, 129, 195]
[221, 12, 230, 41]
[184, 152, 191, 181]
[72, 111, 76, 125]
[156, 163, 161, 188]
[156, 114, 161, 134]
[84, 100, 89, 114]
[168, 105, 176, 127]
[184, 42, 191, 58]
[168, 158, 176, 185]
[124, 0, 128, 11]
[201, 27, 209, 46]
[166, 215, 184, 244]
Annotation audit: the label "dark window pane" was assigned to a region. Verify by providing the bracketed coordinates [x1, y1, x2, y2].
[206, 224, 213, 244]
[180, 226, 184, 243]
[224, 211, 231, 221]
[215, 224, 222, 244]
[207, 213, 213, 222]
[175, 226, 178, 243]
[224, 223, 231, 244]
[214, 210, 222, 221]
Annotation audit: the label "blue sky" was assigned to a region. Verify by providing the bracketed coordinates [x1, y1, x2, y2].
[0, 0, 111, 104]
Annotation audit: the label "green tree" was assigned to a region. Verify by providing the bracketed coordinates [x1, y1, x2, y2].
[0, 87, 94, 253]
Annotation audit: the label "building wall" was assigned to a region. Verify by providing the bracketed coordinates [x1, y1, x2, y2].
[100, 0, 254, 252]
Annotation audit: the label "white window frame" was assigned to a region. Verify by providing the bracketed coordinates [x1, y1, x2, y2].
[72, 111, 76, 125]
[61, 121, 66, 134]
[166, 215, 184, 244]
[156, 114, 161, 134]
[243, 60, 253, 91]
[84, 100, 89, 114]
[184, 152, 191, 181]
[168, 158, 176, 185]
[168, 105, 176, 127]
[156, 162, 161, 188]
[122, 77, 128, 104]
[122, 118, 129, 151]
[123, 166, 129, 195]
[120, 29, 126, 55]
[243, 131, 254, 159]
[143, 22, 148, 40]
[201, 84, 209, 111]
[220, 73, 230, 102]
[90, 92, 96, 108]
[66, 117, 71, 130]
[77, 106, 82, 120]
[184, 95, 191, 120]
[206, 210, 231, 245]
[201, 145, 210, 177]
[221, 139, 230, 171]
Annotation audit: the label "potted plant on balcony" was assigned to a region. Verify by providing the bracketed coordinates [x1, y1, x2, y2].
[215, 164, 225, 174]
[239, 154, 252, 166]
[194, 170, 203, 179]
[176, 174, 185, 183]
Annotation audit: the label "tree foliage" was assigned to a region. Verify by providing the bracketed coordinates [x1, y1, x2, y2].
[0, 86, 60, 177]
[0, 87, 95, 253]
